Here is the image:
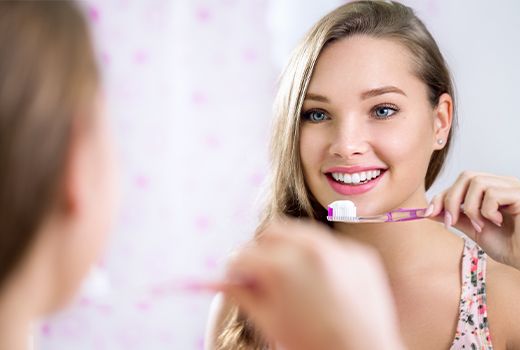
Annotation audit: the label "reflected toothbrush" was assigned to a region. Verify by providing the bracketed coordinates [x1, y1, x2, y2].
[327, 200, 428, 223]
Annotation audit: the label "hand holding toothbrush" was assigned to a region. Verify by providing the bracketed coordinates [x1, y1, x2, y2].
[426, 171, 520, 270]
[219, 219, 405, 350]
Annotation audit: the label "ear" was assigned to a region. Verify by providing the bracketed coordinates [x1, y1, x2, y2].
[432, 93, 453, 150]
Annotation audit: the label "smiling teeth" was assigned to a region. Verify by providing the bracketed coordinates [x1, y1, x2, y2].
[331, 170, 382, 185]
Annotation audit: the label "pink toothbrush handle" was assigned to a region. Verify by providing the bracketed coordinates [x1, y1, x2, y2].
[385, 208, 428, 222]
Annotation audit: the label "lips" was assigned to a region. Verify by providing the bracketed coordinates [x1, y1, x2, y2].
[324, 166, 387, 196]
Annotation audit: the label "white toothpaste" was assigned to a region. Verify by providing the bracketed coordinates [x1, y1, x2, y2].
[327, 200, 357, 218]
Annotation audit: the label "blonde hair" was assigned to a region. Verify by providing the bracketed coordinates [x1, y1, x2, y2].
[0, 1, 99, 289]
[217, 1, 456, 348]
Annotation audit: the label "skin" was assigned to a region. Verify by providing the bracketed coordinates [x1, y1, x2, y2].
[0, 94, 118, 350]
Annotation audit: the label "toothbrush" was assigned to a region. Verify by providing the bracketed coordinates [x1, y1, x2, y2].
[148, 278, 254, 296]
[327, 200, 428, 223]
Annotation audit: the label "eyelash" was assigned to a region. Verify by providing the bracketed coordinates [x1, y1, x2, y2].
[370, 103, 400, 120]
[301, 109, 330, 123]
[301, 103, 400, 123]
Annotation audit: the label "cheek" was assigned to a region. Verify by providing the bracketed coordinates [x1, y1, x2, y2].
[373, 118, 434, 184]
[299, 126, 326, 180]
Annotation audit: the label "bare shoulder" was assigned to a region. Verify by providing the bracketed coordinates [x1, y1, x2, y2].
[204, 292, 237, 350]
[486, 258, 520, 350]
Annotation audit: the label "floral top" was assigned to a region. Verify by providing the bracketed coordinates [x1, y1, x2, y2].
[450, 239, 493, 350]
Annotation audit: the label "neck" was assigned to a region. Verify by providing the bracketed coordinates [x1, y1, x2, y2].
[332, 194, 460, 276]
[337, 220, 440, 264]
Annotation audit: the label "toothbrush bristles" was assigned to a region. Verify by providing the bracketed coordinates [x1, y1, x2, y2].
[327, 216, 360, 222]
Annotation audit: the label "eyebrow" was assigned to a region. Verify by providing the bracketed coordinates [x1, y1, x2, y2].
[305, 93, 329, 103]
[304, 85, 407, 103]
[361, 86, 407, 99]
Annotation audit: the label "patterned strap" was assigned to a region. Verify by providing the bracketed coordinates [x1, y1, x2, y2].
[450, 239, 493, 349]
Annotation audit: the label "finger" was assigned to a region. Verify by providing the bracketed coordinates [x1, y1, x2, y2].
[462, 176, 489, 229]
[219, 277, 260, 306]
[443, 171, 478, 225]
[427, 192, 457, 229]
[259, 218, 334, 251]
[481, 188, 503, 226]
[221, 245, 297, 329]
[219, 280, 272, 330]
[427, 195, 479, 233]
[230, 238, 304, 296]
[426, 212, 445, 224]
[427, 192, 446, 218]
[257, 217, 310, 243]
[464, 176, 520, 227]
[481, 187, 520, 226]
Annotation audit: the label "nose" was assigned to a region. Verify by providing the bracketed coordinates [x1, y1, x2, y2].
[328, 117, 370, 160]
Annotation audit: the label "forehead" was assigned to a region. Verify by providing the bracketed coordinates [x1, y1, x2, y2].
[308, 35, 427, 99]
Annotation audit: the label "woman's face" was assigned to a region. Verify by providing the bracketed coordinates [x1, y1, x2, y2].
[299, 35, 450, 216]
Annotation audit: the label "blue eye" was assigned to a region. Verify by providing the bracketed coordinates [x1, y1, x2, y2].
[372, 105, 398, 119]
[302, 110, 329, 123]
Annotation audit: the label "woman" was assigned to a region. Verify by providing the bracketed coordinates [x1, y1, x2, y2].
[208, 1, 520, 349]
[0, 2, 117, 349]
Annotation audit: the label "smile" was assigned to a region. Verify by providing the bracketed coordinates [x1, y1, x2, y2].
[324, 167, 387, 195]
[330, 169, 382, 185]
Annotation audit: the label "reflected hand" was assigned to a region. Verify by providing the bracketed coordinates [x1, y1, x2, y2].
[219, 218, 404, 350]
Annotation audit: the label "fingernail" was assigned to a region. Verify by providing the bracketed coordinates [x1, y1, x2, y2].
[494, 220, 502, 227]
[424, 203, 434, 217]
[470, 219, 482, 233]
[444, 211, 452, 228]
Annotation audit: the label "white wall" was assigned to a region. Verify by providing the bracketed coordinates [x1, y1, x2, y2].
[38, 1, 520, 349]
